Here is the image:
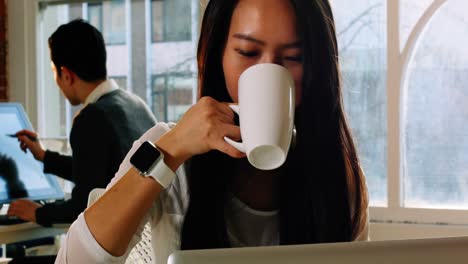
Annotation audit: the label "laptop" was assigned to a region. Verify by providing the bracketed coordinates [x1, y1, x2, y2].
[0, 103, 64, 223]
[168, 236, 468, 264]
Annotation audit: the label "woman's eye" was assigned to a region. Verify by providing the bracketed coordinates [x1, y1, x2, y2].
[285, 55, 303, 62]
[235, 49, 258, 57]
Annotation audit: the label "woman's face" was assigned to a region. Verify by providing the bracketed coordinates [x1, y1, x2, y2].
[222, 0, 303, 105]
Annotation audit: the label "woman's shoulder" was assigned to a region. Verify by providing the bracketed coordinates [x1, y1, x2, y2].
[137, 122, 176, 143]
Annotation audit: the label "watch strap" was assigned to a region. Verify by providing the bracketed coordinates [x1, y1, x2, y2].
[147, 156, 176, 188]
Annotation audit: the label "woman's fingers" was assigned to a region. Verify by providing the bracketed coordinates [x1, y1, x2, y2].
[222, 123, 242, 141]
[216, 141, 246, 158]
[211, 124, 245, 158]
[199, 97, 236, 124]
[217, 102, 237, 123]
[167, 97, 244, 160]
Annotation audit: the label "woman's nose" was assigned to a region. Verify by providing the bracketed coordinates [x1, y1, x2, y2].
[259, 54, 283, 66]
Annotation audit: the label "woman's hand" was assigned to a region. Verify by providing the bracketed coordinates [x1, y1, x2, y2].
[156, 96, 245, 171]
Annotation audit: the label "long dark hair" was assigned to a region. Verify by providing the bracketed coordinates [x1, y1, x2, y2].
[181, 0, 368, 250]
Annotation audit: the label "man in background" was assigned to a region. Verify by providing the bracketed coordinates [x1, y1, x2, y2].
[7, 19, 156, 226]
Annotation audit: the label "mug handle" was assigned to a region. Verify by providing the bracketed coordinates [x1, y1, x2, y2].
[223, 105, 246, 153]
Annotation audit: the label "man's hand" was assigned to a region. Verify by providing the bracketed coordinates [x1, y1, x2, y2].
[15, 130, 46, 161]
[7, 199, 42, 222]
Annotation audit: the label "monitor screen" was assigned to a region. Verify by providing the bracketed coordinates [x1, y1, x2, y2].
[0, 103, 64, 204]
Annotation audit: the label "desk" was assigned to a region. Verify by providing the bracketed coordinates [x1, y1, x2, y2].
[0, 222, 68, 244]
[0, 222, 69, 258]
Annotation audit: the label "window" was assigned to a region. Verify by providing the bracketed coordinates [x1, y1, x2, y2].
[331, 0, 468, 224]
[151, 0, 192, 42]
[110, 76, 127, 90]
[88, 4, 103, 34]
[37, 3, 70, 138]
[37, 0, 198, 138]
[148, 0, 198, 121]
[88, 1, 126, 45]
[331, 0, 387, 207]
[403, 0, 468, 209]
[151, 73, 193, 122]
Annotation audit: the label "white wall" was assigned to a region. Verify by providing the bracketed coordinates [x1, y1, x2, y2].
[8, 0, 40, 128]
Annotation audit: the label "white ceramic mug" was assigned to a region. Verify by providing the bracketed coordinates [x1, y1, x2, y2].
[224, 63, 295, 170]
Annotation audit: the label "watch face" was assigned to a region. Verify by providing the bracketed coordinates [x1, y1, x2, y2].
[130, 141, 161, 174]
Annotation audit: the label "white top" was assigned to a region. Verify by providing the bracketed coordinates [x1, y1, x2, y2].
[72, 79, 120, 121]
[55, 122, 369, 264]
[225, 194, 279, 247]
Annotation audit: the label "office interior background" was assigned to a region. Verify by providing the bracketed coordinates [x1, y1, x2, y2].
[3, 0, 468, 241]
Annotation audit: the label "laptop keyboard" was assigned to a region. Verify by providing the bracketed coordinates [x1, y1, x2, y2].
[0, 215, 27, 225]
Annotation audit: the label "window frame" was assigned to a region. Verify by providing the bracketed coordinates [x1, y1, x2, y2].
[149, 0, 192, 43]
[150, 72, 193, 122]
[378, 0, 468, 226]
[87, 1, 127, 46]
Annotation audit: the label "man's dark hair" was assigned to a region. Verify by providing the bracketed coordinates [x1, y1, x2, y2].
[48, 19, 107, 82]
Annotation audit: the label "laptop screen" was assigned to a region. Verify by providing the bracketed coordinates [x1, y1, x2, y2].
[0, 103, 64, 204]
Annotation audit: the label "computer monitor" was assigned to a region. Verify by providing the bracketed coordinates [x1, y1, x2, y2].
[0, 103, 64, 204]
[168, 236, 468, 264]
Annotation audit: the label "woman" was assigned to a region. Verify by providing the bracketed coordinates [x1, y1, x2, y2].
[56, 0, 368, 263]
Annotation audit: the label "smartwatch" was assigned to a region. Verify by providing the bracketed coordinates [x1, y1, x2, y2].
[130, 141, 175, 188]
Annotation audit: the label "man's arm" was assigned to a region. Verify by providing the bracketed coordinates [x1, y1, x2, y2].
[35, 199, 81, 226]
[15, 129, 74, 181]
[43, 151, 73, 181]
[36, 107, 112, 226]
